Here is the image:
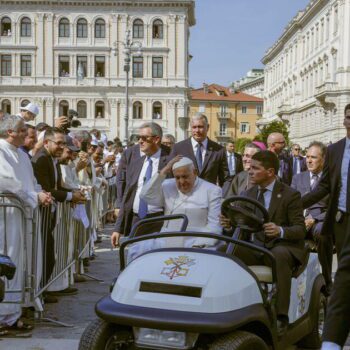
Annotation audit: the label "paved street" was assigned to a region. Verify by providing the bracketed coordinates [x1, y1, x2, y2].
[0, 225, 349, 350]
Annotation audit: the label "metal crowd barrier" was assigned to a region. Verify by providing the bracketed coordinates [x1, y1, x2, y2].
[0, 182, 113, 315]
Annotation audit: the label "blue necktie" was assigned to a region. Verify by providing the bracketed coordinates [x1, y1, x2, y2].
[228, 154, 234, 176]
[346, 159, 350, 213]
[196, 143, 203, 172]
[293, 157, 298, 175]
[138, 157, 153, 219]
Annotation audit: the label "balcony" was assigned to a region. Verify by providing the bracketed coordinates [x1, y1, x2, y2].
[277, 103, 291, 116]
[76, 118, 110, 130]
[315, 81, 338, 109]
[214, 131, 233, 141]
[217, 111, 231, 120]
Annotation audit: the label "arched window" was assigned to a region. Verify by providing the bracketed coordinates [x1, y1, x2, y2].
[77, 100, 87, 118]
[59, 18, 70, 38]
[152, 19, 163, 39]
[133, 101, 143, 119]
[95, 101, 104, 118]
[94, 18, 105, 38]
[20, 17, 31, 37]
[133, 19, 144, 39]
[152, 101, 162, 119]
[21, 99, 30, 107]
[77, 18, 88, 38]
[1, 17, 11, 36]
[59, 100, 69, 116]
[1, 99, 11, 114]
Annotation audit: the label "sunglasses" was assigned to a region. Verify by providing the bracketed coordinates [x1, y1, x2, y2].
[136, 135, 157, 142]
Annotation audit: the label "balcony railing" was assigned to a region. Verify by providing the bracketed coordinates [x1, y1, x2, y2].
[214, 131, 233, 139]
[217, 111, 231, 120]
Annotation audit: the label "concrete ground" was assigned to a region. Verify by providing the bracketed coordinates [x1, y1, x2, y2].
[0, 225, 349, 350]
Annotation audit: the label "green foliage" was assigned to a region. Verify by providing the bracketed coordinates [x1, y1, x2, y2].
[235, 138, 252, 154]
[255, 121, 290, 145]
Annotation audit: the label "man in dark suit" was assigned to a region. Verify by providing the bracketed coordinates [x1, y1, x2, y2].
[267, 132, 293, 185]
[169, 113, 230, 188]
[291, 141, 332, 291]
[226, 140, 243, 179]
[111, 122, 170, 247]
[32, 128, 85, 297]
[226, 151, 306, 335]
[291, 143, 307, 176]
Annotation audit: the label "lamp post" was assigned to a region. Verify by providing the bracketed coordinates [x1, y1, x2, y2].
[113, 29, 142, 146]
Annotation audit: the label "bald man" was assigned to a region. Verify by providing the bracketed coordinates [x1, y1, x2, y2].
[267, 132, 293, 185]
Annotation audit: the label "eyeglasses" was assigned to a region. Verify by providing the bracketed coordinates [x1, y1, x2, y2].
[49, 139, 67, 147]
[136, 135, 157, 142]
[294, 148, 301, 151]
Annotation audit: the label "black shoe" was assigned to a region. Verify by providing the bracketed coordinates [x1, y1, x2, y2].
[324, 283, 333, 297]
[277, 317, 288, 337]
[95, 237, 102, 244]
[83, 258, 90, 267]
[46, 287, 78, 296]
[43, 294, 58, 303]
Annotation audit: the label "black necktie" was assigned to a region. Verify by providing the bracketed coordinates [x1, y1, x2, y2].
[196, 142, 203, 172]
[256, 188, 267, 219]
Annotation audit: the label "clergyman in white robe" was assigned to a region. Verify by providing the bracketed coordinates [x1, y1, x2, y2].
[0, 139, 41, 326]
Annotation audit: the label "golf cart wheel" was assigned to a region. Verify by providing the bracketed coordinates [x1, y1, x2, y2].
[209, 330, 269, 350]
[78, 318, 134, 350]
[297, 293, 327, 349]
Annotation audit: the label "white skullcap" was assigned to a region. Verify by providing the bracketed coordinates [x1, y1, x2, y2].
[172, 157, 194, 171]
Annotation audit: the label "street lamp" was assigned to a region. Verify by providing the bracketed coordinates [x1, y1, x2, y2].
[113, 29, 142, 146]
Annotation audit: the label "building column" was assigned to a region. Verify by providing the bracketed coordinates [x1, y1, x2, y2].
[108, 98, 119, 138]
[45, 97, 55, 125]
[167, 15, 176, 80]
[176, 15, 187, 80]
[36, 13, 44, 77]
[45, 14, 54, 78]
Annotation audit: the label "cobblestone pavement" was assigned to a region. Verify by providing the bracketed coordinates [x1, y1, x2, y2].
[0, 225, 349, 350]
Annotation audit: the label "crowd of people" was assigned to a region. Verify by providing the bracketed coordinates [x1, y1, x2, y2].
[0, 103, 350, 348]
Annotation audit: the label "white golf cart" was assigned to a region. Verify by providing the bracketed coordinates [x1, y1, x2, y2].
[79, 196, 326, 350]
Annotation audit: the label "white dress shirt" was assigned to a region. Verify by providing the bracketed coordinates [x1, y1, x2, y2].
[227, 151, 236, 176]
[338, 137, 350, 211]
[310, 171, 322, 188]
[191, 137, 208, 164]
[133, 149, 163, 214]
[321, 342, 341, 350]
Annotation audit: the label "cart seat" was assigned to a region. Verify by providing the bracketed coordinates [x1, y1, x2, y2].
[249, 265, 273, 283]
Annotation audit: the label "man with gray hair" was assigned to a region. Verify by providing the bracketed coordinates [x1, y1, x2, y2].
[112, 122, 170, 247]
[161, 134, 176, 149]
[170, 112, 230, 188]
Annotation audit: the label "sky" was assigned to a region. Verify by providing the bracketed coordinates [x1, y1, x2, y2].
[189, 0, 310, 88]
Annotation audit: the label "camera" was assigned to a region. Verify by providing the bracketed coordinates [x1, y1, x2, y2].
[61, 109, 82, 133]
[0, 255, 16, 302]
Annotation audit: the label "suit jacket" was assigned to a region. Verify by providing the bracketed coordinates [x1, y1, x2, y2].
[170, 138, 230, 188]
[291, 171, 328, 222]
[114, 144, 170, 235]
[31, 148, 69, 202]
[227, 152, 243, 177]
[243, 181, 307, 263]
[278, 154, 293, 185]
[291, 155, 307, 175]
[302, 138, 346, 236]
[224, 171, 251, 198]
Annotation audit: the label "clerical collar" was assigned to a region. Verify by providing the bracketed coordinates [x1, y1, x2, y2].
[258, 179, 276, 192]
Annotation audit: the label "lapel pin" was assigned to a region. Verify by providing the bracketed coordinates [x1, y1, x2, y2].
[277, 194, 282, 198]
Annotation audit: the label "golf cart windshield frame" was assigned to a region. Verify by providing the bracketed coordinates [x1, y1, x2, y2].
[119, 232, 277, 283]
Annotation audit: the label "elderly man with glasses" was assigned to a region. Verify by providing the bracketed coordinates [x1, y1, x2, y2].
[112, 122, 170, 247]
[291, 143, 307, 176]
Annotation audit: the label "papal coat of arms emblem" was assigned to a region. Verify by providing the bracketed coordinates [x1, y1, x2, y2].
[161, 255, 196, 280]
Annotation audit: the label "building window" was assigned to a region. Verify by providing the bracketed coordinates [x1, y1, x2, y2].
[219, 122, 227, 136]
[95, 18, 105, 38]
[20, 17, 31, 37]
[95, 56, 105, 77]
[59, 100, 69, 116]
[1, 99, 11, 114]
[59, 18, 70, 38]
[152, 57, 163, 78]
[132, 56, 143, 78]
[133, 19, 144, 39]
[133, 101, 143, 119]
[77, 100, 87, 118]
[1, 17, 11, 36]
[77, 56, 87, 78]
[59, 56, 70, 76]
[152, 19, 163, 39]
[198, 103, 205, 112]
[241, 106, 247, 114]
[77, 18, 88, 38]
[240, 122, 250, 133]
[21, 55, 31, 76]
[0, 55, 11, 76]
[152, 102, 162, 119]
[95, 101, 104, 118]
[256, 105, 263, 114]
[21, 99, 30, 107]
[220, 104, 227, 114]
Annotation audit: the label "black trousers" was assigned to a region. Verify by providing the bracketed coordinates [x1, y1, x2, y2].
[235, 244, 297, 317]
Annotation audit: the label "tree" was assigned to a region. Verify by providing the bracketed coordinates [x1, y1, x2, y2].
[255, 121, 290, 146]
[235, 138, 252, 154]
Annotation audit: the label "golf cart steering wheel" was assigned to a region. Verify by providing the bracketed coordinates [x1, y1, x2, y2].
[221, 196, 269, 232]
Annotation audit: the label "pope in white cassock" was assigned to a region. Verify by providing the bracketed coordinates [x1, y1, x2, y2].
[128, 156, 222, 260]
[0, 115, 51, 329]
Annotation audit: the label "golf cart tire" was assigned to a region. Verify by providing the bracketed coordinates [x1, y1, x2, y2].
[78, 318, 132, 350]
[297, 293, 327, 349]
[209, 330, 269, 350]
